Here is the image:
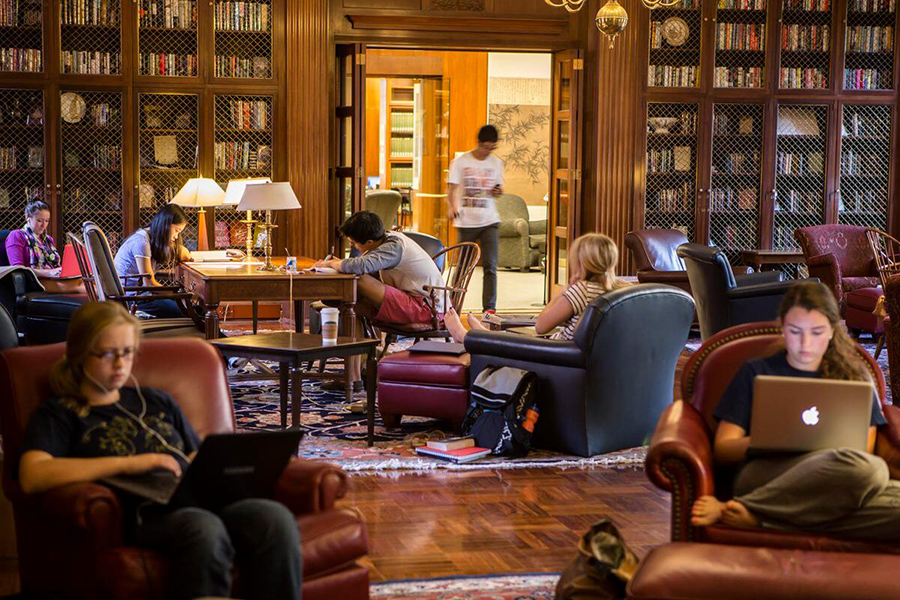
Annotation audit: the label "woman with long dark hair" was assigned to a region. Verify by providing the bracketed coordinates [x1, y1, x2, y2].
[114, 204, 192, 318]
[691, 280, 900, 540]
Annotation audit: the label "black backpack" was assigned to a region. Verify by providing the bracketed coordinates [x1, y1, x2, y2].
[461, 365, 539, 457]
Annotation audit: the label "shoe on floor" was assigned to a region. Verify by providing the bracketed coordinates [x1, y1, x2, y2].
[321, 379, 364, 393]
[348, 400, 366, 413]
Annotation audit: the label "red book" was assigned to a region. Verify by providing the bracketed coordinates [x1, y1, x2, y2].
[415, 446, 491, 464]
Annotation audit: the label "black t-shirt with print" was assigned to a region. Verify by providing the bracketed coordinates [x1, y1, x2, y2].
[21, 387, 200, 470]
[714, 350, 887, 432]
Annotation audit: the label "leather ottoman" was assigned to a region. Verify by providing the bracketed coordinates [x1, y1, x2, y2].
[627, 542, 900, 600]
[377, 350, 470, 429]
[845, 287, 884, 336]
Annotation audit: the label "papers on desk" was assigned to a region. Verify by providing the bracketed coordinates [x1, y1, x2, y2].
[196, 261, 264, 268]
[191, 250, 246, 262]
[304, 267, 337, 274]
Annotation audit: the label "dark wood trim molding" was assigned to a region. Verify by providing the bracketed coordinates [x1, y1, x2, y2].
[346, 13, 569, 36]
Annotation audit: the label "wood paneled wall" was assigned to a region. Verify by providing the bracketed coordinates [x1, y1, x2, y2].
[285, 0, 332, 258]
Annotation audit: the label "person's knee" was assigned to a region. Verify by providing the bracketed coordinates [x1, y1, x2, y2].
[172, 508, 235, 564]
[225, 499, 300, 547]
[826, 448, 888, 491]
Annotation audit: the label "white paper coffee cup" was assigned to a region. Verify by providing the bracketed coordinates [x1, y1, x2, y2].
[321, 307, 339, 344]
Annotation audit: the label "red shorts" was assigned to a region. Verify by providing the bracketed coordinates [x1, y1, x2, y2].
[375, 285, 435, 325]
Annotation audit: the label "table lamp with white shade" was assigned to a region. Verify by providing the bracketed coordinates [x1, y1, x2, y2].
[169, 177, 226, 251]
[236, 181, 301, 271]
[223, 177, 271, 262]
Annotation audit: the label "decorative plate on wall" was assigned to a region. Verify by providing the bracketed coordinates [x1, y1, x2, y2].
[662, 17, 690, 47]
[60, 92, 86, 124]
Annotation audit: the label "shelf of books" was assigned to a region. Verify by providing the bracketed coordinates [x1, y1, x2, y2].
[137, 93, 199, 249]
[843, 0, 895, 90]
[60, 90, 124, 250]
[213, 94, 272, 249]
[648, 0, 703, 88]
[838, 104, 891, 229]
[709, 103, 764, 262]
[773, 104, 827, 249]
[715, 0, 767, 88]
[644, 102, 698, 241]
[60, 0, 121, 75]
[779, 0, 832, 89]
[137, 0, 198, 77]
[0, 0, 42, 73]
[214, 0, 272, 79]
[0, 89, 44, 230]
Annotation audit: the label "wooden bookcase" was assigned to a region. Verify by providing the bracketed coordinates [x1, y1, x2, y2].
[0, 0, 284, 255]
[638, 0, 898, 271]
[385, 78, 415, 192]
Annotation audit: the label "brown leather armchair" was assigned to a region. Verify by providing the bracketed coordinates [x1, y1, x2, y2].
[646, 321, 900, 554]
[0, 337, 370, 600]
[624, 229, 693, 293]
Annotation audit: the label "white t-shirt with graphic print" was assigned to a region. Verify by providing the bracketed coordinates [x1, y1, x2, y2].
[448, 151, 504, 229]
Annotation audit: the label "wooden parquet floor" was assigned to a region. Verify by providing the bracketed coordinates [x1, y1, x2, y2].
[341, 466, 671, 582]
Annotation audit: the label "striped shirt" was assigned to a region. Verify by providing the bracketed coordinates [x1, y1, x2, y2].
[551, 280, 609, 341]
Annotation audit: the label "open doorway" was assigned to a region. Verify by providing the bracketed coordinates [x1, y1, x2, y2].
[364, 49, 552, 313]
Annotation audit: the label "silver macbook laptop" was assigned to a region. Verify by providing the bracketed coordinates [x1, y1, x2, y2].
[749, 375, 874, 453]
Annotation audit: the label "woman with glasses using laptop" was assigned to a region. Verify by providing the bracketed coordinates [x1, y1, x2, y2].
[691, 280, 900, 541]
[17, 301, 302, 600]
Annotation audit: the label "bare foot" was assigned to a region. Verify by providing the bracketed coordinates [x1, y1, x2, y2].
[691, 495, 727, 527]
[722, 500, 758, 529]
[466, 312, 488, 332]
[443, 308, 468, 344]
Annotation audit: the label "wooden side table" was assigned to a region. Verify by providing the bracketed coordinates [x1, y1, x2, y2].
[210, 333, 381, 446]
[740, 250, 806, 273]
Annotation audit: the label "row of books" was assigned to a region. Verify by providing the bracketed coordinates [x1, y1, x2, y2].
[716, 23, 765, 50]
[390, 137, 414, 158]
[669, 0, 700, 8]
[648, 65, 699, 87]
[138, 0, 197, 28]
[714, 66, 764, 88]
[774, 225, 802, 250]
[650, 20, 697, 49]
[776, 151, 824, 175]
[62, 51, 120, 75]
[214, 2, 269, 31]
[0, 186, 43, 209]
[844, 68, 890, 89]
[710, 224, 748, 250]
[221, 99, 269, 130]
[90, 103, 118, 127]
[140, 53, 198, 77]
[0, 0, 41, 26]
[215, 55, 270, 79]
[138, 183, 179, 208]
[647, 147, 692, 173]
[779, 67, 827, 88]
[0, 146, 42, 169]
[60, 0, 119, 25]
[845, 26, 893, 53]
[64, 187, 122, 212]
[214, 140, 271, 170]
[783, 0, 829, 10]
[0, 48, 40, 72]
[848, 0, 894, 11]
[87, 144, 121, 170]
[713, 113, 757, 135]
[844, 112, 887, 137]
[710, 187, 757, 211]
[774, 190, 821, 213]
[718, 0, 765, 9]
[711, 152, 759, 175]
[841, 150, 886, 174]
[391, 112, 415, 134]
[651, 183, 693, 212]
[839, 189, 886, 212]
[781, 24, 830, 51]
[390, 166, 414, 188]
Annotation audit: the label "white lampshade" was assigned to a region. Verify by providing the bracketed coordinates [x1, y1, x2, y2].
[223, 177, 272, 206]
[236, 182, 301, 211]
[170, 177, 226, 207]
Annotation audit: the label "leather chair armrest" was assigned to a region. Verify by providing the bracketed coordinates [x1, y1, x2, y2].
[464, 329, 586, 369]
[735, 271, 783, 286]
[274, 459, 348, 515]
[529, 219, 547, 236]
[730, 265, 752, 276]
[876, 404, 900, 479]
[646, 402, 716, 541]
[34, 482, 123, 549]
[806, 253, 842, 300]
[727, 279, 798, 300]
[636, 270, 689, 284]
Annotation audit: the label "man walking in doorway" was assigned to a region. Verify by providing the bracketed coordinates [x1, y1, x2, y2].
[448, 124, 504, 316]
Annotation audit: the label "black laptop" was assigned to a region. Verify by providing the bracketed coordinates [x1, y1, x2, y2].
[102, 430, 304, 510]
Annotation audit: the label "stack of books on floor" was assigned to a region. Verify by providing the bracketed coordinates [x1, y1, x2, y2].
[415, 437, 491, 464]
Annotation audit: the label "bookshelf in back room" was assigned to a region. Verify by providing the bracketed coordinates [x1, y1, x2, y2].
[385, 79, 415, 192]
[137, 0, 198, 78]
[639, 0, 900, 271]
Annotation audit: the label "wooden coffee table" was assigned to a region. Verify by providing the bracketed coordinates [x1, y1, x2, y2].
[210, 332, 381, 445]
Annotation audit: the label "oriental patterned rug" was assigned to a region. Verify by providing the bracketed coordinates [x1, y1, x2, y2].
[369, 573, 559, 599]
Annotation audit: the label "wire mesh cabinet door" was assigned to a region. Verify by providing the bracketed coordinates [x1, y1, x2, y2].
[0, 89, 47, 233]
[837, 103, 892, 230]
[59, 89, 125, 252]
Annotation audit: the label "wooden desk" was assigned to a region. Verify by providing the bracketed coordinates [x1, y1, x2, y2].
[178, 257, 358, 339]
[740, 250, 806, 273]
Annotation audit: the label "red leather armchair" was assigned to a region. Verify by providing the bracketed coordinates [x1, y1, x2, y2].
[646, 322, 900, 554]
[795, 224, 881, 312]
[0, 337, 370, 600]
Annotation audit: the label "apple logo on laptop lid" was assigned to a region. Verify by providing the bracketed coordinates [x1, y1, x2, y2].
[802, 406, 820, 427]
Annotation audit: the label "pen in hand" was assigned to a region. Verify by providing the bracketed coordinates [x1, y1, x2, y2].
[325, 245, 335, 261]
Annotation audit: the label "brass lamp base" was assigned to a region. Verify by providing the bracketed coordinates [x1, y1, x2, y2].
[256, 209, 279, 271]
